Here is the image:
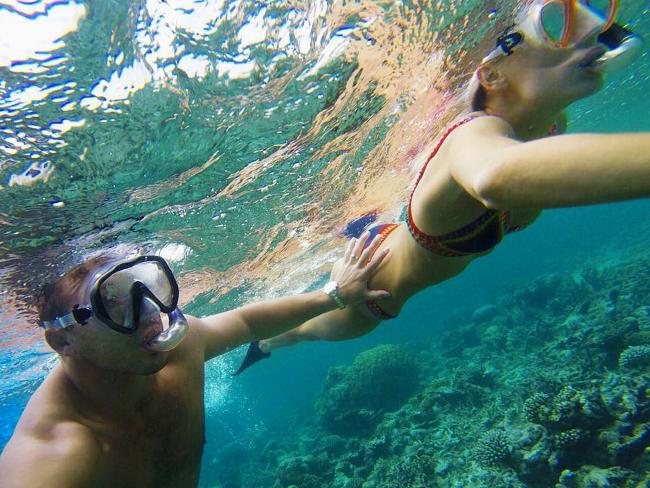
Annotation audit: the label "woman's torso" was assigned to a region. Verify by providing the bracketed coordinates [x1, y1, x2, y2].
[366, 113, 541, 314]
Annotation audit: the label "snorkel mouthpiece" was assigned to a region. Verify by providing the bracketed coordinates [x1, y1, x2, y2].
[145, 308, 189, 352]
[593, 23, 643, 73]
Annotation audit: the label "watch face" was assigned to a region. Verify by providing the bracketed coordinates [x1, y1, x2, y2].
[323, 281, 345, 308]
[324, 281, 337, 294]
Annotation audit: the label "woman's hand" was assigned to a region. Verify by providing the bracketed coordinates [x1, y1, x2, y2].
[331, 231, 391, 306]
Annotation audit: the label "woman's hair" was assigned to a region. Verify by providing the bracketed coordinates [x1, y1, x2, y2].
[35, 255, 118, 323]
[465, 1, 534, 111]
[472, 81, 487, 111]
[465, 70, 488, 111]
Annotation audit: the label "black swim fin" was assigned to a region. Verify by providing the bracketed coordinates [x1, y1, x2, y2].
[232, 341, 271, 376]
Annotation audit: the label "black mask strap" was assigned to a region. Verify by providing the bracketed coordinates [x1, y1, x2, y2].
[497, 31, 524, 56]
[72, 305, 92, 325]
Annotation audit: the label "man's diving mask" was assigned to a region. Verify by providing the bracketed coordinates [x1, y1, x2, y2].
[483, 0, 642, 73]
[40, 255, 189, 352]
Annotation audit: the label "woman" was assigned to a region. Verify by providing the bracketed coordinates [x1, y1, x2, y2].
[235, 0, 649, 374]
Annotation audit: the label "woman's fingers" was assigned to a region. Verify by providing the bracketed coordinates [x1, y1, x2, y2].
[363, 247, 389, 275]
[344, 237, 356, 263]
[358, 233, 381, 265]
[352, 231, 370, 262]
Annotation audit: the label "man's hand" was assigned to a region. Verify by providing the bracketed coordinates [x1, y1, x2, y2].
[333, 231, 391, 306]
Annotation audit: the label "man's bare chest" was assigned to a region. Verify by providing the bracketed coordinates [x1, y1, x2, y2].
[95, 369, 206, 487]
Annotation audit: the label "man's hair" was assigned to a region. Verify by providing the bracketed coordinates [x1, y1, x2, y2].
[36, 255, 118, 323]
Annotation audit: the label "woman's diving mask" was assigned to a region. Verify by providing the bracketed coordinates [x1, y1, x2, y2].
[533, 0, 618, 48]
[40, 255, 189, 352]
[483, 0, 642, 73]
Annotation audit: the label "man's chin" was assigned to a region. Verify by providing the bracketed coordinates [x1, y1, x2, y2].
[134, 358, 167, 376]
[132, 350, 170, 375]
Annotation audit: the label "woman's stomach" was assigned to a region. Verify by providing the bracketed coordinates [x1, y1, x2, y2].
[365, 223, 477, 313]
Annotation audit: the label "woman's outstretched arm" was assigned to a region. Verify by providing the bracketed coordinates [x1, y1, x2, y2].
[449, 115, 650, 209]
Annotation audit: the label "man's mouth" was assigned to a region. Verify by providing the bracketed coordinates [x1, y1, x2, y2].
[142, 322, 164, 345]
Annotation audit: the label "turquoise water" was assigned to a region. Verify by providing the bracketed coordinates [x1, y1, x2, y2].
[1, 0, 650, 486]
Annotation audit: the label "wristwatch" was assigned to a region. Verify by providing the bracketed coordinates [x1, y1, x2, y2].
[323, 281, 346, 309]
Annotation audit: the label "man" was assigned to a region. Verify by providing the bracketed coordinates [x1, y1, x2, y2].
[0, 233, 389, 487]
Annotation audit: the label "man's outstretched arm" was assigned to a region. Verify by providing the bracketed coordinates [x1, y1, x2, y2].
[195, 232, 390, 360]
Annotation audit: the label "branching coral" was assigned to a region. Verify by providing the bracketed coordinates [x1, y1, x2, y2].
[378, 454, 436, 488]
[475, 430, 513, 467]
[618, 345, 650, 370]
[554, 429, 586, 449]
[523, 392, 551, 424]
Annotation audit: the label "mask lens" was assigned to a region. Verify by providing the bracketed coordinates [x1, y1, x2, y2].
[540, 1, 569, 45]
[583, 0, 617, 30]
[98, 261, 175, 327]
[582, 0, 610, 18]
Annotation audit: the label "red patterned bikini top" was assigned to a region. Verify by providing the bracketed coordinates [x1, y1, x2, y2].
[406, 116, 529, 257]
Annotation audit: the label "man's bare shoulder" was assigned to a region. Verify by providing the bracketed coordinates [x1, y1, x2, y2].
[157, 313, 240, 368]
[1, 415, 102, 487]
[167, 314, 212, 357]
[0, 369, 103, 487]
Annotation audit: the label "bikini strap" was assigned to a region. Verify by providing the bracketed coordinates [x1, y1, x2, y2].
[407, 115, 479, 227]
[411, 115, 478, 200]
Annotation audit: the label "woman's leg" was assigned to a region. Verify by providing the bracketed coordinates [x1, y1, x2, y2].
[259, 303, 381, 352]
[233, 299, 382, 375]
[260, 257, 382, 352]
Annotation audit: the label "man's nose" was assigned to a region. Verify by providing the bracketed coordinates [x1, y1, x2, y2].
[139, 298, 161, 321]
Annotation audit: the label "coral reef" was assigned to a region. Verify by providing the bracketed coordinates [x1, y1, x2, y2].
[315, 344, 420, 436]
